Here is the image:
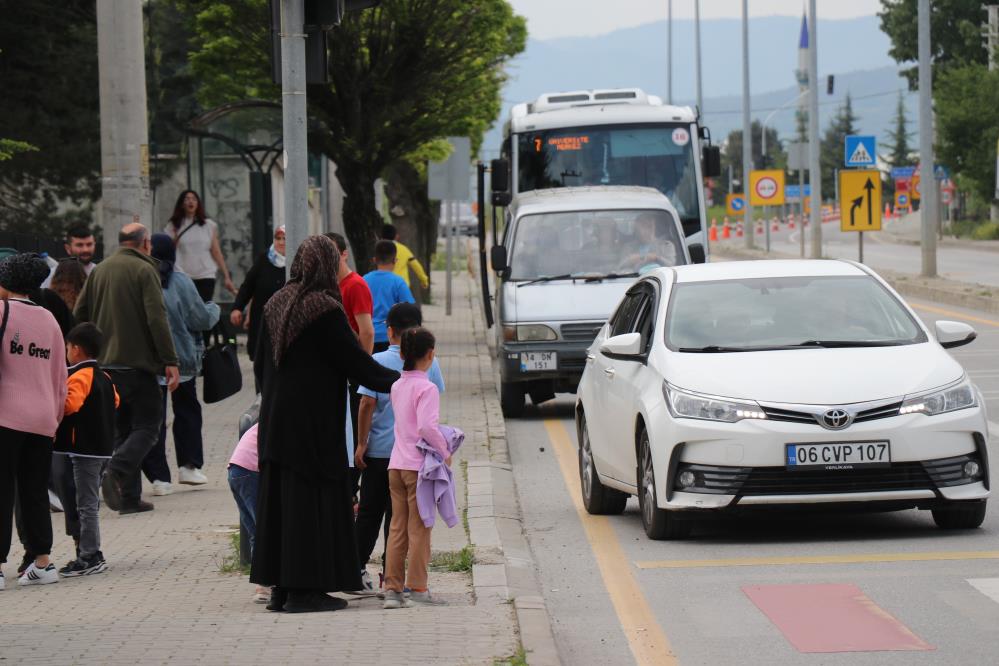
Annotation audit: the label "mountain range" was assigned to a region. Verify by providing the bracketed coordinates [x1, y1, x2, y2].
[487, 15, 917, 155]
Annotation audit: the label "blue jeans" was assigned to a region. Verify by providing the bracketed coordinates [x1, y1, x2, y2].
[227, 464, 259, 555]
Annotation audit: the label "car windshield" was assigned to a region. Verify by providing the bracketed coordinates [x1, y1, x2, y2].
[508, 209, 684, 280]
[666, 275, 927, 351]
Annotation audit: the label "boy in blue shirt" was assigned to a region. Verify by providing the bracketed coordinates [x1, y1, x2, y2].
[352, 303, 444, 595]
[364, 240, 415, 353]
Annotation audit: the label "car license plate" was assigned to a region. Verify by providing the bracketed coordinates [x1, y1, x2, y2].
[520, 351, 556, 371]
[786, 441, 891, 471]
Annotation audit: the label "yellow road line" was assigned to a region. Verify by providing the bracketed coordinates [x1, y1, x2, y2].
[635, 550, 999, 570]
[543, 419, 677, 666]
[910, 302, 999, 328]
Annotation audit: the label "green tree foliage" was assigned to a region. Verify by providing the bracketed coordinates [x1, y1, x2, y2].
[0, 140, 37, 162]
[820, 94, 859, 196]
[185, 0, 526, 269]
[146, 1, 203, 158]
[0, 2, 100, 235]
[935, 63, 999, 202]
[882, 90, 915, 168]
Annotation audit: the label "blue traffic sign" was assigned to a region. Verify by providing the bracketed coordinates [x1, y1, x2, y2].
[934, 165, 950, 181]
[785, 184, 812, 200]
[890, 166, 916, 179]
[844, 135, 877, 167]
[731, 197, 745, 211]
[897, 193, 909, 206]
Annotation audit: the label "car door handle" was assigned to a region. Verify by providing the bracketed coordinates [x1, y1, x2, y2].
[603, 367, 615, 378]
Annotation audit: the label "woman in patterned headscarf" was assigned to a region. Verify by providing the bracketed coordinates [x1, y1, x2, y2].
[250, 235, 398, 613]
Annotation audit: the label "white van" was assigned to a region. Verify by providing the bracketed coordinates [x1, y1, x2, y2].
[491, 186, 699, 416]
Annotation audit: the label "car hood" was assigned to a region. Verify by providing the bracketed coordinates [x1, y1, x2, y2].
[502, 279, 635, 323]
[664, 343, 964, 405]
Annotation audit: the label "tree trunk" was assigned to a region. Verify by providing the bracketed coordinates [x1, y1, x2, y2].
[384, 159, 436, 303]
[336, 162, 381, 274]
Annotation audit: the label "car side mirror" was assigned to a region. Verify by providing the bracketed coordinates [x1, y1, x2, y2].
[490, 245, 508, 273]
[935, 320, 977, 349]
[688, 243, 706, 264]
[490, 158, 509, 193]
[702, 145, 721, 178]
[600, 332, 643, 358]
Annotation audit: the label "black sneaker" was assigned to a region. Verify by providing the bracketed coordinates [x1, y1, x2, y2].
[59, 552, 107, 578]
[284, 590, 349, 613]
[119, 499, 154, 515]
[266, 587, 288, 612]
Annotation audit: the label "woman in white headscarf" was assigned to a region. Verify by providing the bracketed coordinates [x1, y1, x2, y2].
[230, 226, 287, 362]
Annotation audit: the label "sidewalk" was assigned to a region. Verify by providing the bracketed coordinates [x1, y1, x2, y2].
[0, 271, 522, 665]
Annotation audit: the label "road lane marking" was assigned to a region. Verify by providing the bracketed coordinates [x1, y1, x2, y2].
[909, 302, 999, 329]
[967, 578, 999, 605]
[543, 418, 676, 666]
[636, 551, 999, 569]
[743, 584, 933, 653]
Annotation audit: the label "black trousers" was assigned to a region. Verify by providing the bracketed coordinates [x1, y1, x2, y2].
[107, 369, 164, 503]
[192, 278, 216, 303]
[142, 378, 204, 483]
[0, 427, 53, 564]
[354, 456, 392, 570]
[348, 383, 362, 498]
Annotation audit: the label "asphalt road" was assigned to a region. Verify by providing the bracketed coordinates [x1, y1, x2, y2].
[506, 295, 999, 666]
[716, 220, 999, 287]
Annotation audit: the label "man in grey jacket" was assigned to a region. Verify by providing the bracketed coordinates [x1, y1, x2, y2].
[74, 223, 179, 514]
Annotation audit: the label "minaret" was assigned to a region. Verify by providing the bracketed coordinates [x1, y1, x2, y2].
[795, 11, 809, 141]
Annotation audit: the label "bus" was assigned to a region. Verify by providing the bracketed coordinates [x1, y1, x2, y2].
[495, 87, 719, 250]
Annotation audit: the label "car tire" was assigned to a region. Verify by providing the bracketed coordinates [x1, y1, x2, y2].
[638, 428, 691, 540]
[931, 501, 987, 530]
[500, 381, 525, 418]
[578, 413, 627, 515]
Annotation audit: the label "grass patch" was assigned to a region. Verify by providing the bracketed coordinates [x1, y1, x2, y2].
[494, 647, 528, 666]
[429, 545, 474, 572]
[461, 459, 470, 536]
[431, 252, 467, 272]
[218, 530, 250, 575]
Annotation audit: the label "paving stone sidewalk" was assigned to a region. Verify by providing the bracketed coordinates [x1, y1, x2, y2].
[0, 270, 520, 665]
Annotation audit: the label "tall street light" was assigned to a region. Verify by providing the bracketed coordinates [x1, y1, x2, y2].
[808, 0, 822, 258]
[918, 0, 937, 277]
[742, 0, 754, 248]
[694, 0, 703, 114]
[667, 0, 673, 104]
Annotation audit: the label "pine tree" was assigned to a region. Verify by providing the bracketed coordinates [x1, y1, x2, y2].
[883, 91, 914, 168]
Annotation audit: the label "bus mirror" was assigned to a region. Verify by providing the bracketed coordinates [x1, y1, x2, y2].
[688, 243, 706, 264]
[490, 245, 508, 273]
[702, 145, 721, 178]
[490, 158, 510, 193]
[491, 191, 512, 207]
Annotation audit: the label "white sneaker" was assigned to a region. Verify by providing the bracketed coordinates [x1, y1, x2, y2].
[178, 467, 207, 485]
[382, 590, 412, 609]
[18, 562, 59, 586]
[347, 570, 378, 596]
[0, 571, 5, 591]
[151, 480, 174, 496]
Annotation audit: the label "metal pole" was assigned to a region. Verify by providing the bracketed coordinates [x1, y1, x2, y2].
[987, 6, 999, 223]
[445, 200, 453, 315]
[918, 0, 937, 277]
[765, 206, 771, 252]
[859, 231, 864, 264]
[280, 0, 308, 273]
[694, 0, 703, 114]
[799, 168, 806, 257]
[808, 0, 822, 258]
[96, 0, 152, 250]
[667, 0, 673, 105]
[742, 0, 754, 248]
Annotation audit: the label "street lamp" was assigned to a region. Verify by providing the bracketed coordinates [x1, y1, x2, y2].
[761, 90, 809, 165]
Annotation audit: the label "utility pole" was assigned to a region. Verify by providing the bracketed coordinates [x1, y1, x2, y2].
[808, 0, 822, 258]
[918, 0, 937, 277]
[985, 5, 999, 223]
[96, 0, 152, 251]
[667, 0, 673, 105]
[694, 0, 703, 114]
[742, 0, 754, 249]
[280, 0, 308, 272]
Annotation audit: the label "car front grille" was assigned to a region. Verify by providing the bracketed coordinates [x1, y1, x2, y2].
[760, 400, 903, 427]
[560, 322, 604, 343]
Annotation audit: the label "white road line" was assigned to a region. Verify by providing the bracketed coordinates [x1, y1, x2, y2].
[967, 579, 999, 605]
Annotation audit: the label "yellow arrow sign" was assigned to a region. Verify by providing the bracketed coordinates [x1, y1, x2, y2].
[839, 170, 882, 232]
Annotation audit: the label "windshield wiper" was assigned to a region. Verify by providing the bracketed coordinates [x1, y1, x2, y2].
[677, 345, 754, 353]
[517, 273, 582, 288]
[583, 271, 639, 283]
[788, 339, 905, 348]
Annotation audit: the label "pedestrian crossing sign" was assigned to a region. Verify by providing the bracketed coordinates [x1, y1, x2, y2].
[844, 135, 877, 168]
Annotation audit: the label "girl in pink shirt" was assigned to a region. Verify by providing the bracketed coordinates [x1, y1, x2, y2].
[384, 327, 449, 609]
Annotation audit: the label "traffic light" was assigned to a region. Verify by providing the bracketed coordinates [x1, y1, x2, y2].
[270, 0, 381, 85]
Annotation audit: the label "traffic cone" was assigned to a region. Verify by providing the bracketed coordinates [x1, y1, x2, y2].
[772, 218, 780, 232]
[736, 223, 744, 238]
[722, 221, 731, 239]
[788, 213, 796, 230]
[756, 222, 764, 235]
[709, 219, 718, 242]
[885, 203, 891, 220]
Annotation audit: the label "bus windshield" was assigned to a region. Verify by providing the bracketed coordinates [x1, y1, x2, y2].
[517, 124, 700, 234]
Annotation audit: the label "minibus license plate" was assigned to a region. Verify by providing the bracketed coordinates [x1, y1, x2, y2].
[520, 352, 556, 371]
[786, 441, 890, 471]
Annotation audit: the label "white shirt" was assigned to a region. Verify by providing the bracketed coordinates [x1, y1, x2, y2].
[168, 217, 219, 281]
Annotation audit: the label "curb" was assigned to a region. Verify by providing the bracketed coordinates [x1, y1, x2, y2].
[462, 270, 562, 666]
[711, 244, 999, 316]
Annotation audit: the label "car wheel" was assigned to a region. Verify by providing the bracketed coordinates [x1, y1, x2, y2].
[931, 501, 987, 530]
[578, 413, 627, 515]
[638, 428, 691, 540]
[500, 381, 525, 418]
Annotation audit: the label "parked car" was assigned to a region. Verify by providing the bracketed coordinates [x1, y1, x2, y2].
[576, 259, 988, 539]
[491, 186, 701, 417]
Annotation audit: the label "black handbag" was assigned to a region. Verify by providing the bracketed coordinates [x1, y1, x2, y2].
[202, 323, 242, 403]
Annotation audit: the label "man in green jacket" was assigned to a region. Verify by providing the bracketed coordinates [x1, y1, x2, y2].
[75, 223, 179, 514]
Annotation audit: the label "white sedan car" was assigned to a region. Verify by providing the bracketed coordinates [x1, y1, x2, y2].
[576, 260, 989, 539]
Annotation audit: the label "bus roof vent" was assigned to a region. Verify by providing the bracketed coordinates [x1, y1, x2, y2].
[593, 91, 638, 101]
[546, 93, 591, 104]
[532, 88, 651, 113]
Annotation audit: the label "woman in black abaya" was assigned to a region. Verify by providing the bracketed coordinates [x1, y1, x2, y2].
[250, 235, 398, 613]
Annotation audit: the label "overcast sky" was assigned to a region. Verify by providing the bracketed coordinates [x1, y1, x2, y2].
[508, 0, 883, 40]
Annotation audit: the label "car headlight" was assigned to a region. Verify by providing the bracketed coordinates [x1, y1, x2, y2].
[515, 324, 558, 341]
[663, 383, 767, 423]
[900, 377, 977, 416]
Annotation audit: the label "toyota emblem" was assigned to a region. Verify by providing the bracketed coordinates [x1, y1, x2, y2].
[821, 409, 852, 430]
